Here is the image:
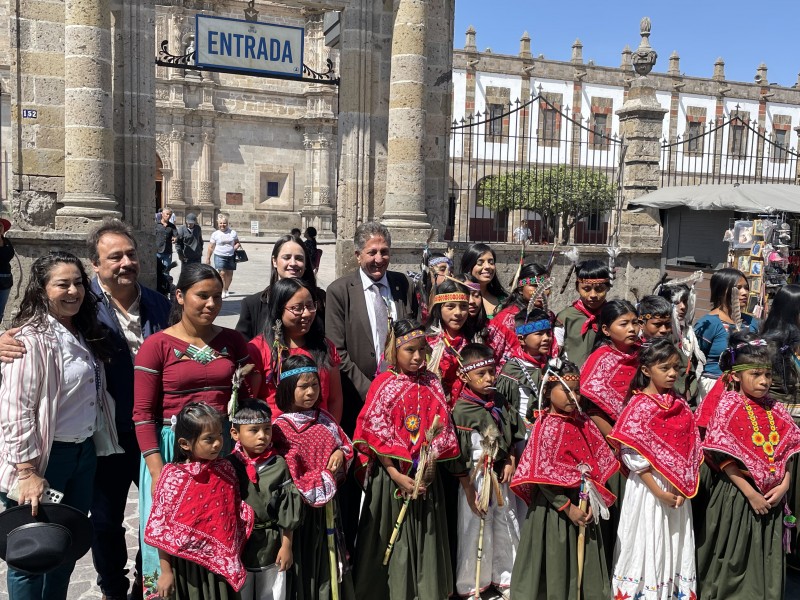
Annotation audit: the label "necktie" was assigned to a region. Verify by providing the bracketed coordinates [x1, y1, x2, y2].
[373, 282, 389, 356]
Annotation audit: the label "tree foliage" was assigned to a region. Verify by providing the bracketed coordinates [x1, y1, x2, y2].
[477, 165, 617, 242]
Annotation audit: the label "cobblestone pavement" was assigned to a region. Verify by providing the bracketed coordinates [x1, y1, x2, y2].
[0, 238, 798, 599]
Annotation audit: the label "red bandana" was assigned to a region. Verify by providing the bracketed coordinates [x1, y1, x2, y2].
[574, 299, 602, 336]
[694, 378, 727, 430]
[511, 412, 618, 507]
[144, 460, 255, 591]
[580, 344, 639, 421]
[232, 441, 278, 484]
[353, 369, 459, 476]
[703, 391, 800, 493]
[609, 392, 703, 497]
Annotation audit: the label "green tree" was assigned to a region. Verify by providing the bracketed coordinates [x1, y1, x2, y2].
[477, 165, 617, 243]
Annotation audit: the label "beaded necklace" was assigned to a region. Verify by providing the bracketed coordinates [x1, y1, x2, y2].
[744, 396, 780, 473]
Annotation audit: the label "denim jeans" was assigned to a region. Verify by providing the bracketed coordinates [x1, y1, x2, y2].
[2, 438, 96, 600]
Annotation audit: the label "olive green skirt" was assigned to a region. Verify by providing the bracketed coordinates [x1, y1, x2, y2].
[172, 557, 240, 600]
[696, 471, 785, 600]
[510, 488, 610, 600]
[352, 464, 453, 600]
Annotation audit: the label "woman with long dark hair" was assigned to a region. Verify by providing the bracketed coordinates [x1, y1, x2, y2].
[0, 252, 121, 600]
[247, 277, 343, 421]
[759, 283, 800, 567]
[693, 268, 754, 398]
[236, 234, 326, 340]
[460, 243, 507, 319]
[133, 263, 254, 600]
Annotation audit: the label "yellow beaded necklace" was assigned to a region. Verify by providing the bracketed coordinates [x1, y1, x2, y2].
[744, 397, 780, 473]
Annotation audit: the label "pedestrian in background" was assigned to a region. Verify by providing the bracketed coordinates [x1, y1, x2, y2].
[176, 213, 203, 265]
[206, 213, 242, 299]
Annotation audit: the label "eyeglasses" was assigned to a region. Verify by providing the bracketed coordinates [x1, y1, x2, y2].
[284, 302, 318, 316]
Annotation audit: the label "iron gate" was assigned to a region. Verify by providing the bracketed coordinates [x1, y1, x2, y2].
[660, 112, 800, 187]
[446, 94, 626, 246]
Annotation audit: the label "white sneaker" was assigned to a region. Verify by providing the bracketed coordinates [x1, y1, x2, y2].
[222, 291, 228, 299]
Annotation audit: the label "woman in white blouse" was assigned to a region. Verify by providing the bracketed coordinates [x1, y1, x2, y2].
[0, 251, 121, 600]
[205, 213, 243, 299]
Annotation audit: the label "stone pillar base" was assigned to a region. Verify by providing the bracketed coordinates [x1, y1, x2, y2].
[617, 209, 663, 249]
[300, 206, 336, 240]
[56, 193, 121, 231]
[381, 210, 433, 243]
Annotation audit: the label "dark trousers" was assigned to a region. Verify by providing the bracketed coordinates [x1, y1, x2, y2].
[90, 431, 142, 597]
[3, 439, 96, 600]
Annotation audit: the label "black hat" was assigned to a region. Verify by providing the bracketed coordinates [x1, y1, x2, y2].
[0, 503, 93, 574]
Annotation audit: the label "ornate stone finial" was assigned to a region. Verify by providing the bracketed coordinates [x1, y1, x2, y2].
[244, 0, 259, 22]
[713, 57, 726, 81]
[631, 17, 657, 76]
[519, 31, 532, 59]
[571, 38, 583, 64]
[621, 44, 632, 70]
[668, 50, 680, 76]
[465, 25, 477, 52]
[755, 63, 768, 85]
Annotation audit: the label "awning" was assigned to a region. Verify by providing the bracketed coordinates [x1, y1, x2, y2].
[629, 183, 800, 214]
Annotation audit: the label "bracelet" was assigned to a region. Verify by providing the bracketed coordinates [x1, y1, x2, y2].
[16, 466, 36, 476]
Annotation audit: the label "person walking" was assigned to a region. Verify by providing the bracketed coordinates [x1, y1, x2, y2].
[206, 213, 242, 299]
[175, 213, 203, 265]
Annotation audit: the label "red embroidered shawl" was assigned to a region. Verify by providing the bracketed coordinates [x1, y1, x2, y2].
[580, 344, 639, 421]
[703, 390, 800, 493]
[144, 460, 255, 591]
[694, 378, 727, 430]
[427, 333, 468, 404]
[272, 409, 354, 507]
[353, 369, 459, 476]
[510, 412, 618, 506]
[609, 392, 703, 497]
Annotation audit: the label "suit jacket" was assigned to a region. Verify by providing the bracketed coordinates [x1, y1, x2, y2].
[325, 269, 416, 435]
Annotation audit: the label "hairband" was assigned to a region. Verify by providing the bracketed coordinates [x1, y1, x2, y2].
[518, 276, 548, 288]
[537, 360, 581, 412]
[577, 278, 610, 285]
[428, 256, 453, 268]
[462, 280, 481, 292]
[395, 329, 426, 348]
[279, 366, 318, 381]
[558, 374, 581, 382]
[460, 358, 495, 374]
[432, 292, 469, 305]
[735, 339, 768, 349]
[729, 363, 771, 373]
[230, 415, 271, 425]
[516, 319, 552, 336]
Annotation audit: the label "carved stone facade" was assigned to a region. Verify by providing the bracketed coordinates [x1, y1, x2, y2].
[154, 1, 339, 237]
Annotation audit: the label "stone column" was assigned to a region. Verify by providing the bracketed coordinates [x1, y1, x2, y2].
[615, 18, 667, 249]
[381, 0, 432, 236]
[199, 130, 215, 206]
[169, 128, 186, 205]
[58, 0, 120, 228]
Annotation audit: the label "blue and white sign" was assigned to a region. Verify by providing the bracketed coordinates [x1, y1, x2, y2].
[195, 15, 304, 78]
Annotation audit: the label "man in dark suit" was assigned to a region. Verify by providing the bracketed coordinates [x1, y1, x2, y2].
[325, 221, 416, 552]
[326, 221, 416, 434]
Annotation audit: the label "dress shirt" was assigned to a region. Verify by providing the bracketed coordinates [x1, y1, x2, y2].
[50, 316, 98, 441]
[359, 269, 398, 361]
[100, 283, 143, 358]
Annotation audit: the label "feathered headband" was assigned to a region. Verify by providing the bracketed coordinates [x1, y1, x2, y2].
[537, 357, 581, 413]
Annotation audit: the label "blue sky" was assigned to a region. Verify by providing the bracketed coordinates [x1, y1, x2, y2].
[454, 1, 800, 87]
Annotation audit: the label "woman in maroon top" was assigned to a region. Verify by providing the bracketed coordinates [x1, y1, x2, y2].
[133, 263, 254, 592]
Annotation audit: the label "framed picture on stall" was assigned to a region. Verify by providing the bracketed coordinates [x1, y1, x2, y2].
[753, 220, 765, 238]
[750, 277, 762, 294]
[732, 220, 754, 248]
[744, 292, 761, 316]
[749, 260, 763, 276]
[750, 242, 763, 258]
[737, 255, 751, 273]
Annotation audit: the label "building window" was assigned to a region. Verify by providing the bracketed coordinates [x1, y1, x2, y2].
[267, 181, 280, 197]
[447, 194, 457, 229]
[586, 213, 601, 231]
[773, 128, 788, 162]
[487, 103, 505, 138]
[728, 112, 749, 158]
[686, 121, 704, 154]
[590, 113, 609, 148]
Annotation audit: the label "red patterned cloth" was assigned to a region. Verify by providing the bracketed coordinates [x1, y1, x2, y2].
[694, 378, 726, 430]
[273, 408, 353, 507]
[353, 369, 459, 480]
[580, 344, 639, 422]
[511, 412, 618, 506]
[702, 390, 800, 494]
[427, 332, 468, 404]
[232, 441, 278, 484]
[609, 391, 703, 497]
[144, 460, 255, 591]
[573, 299, 602, 336]
[492, 305, 521, 334]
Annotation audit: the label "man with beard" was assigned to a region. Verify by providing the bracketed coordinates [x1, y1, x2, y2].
[0, 219, 170, 600]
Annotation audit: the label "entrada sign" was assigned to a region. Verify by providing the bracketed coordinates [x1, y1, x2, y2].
[195, 15, 304, 78]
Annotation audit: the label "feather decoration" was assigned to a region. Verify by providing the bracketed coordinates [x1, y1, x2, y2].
[526, 278, 553, 318]
[412, 415, 444, 499]
[513, 358, 540, 405]
[445, 246, 455, 263]
[545, 239, 558, 275]
[577, 464, 610, 521]
[427, 324, 447, 376]
[271, 319, 287, 383]
[470, 424, 503, 512]
[559, 248, 580, 295]
[729, 286, 743, 332]
[508, 240, 528, 289]
[606, 246, 621, 282]
[228, 363, 255, 416]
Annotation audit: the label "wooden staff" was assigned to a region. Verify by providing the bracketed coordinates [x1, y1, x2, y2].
[473, 425, 501, 598]
[325, 502, 340, 600]
[383, 415, 444, 565]
[576, 466, 590, 600]
[474, 515, 486, 599]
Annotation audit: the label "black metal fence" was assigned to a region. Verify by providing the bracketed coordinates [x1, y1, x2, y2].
[660, 113, 800, 187]
[446, 94, 626, 246]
